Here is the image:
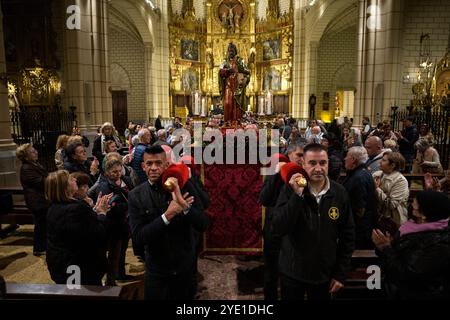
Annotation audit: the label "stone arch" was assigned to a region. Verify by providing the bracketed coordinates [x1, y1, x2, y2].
[110, 63, 132, 91]
[333, 63, 356, 91]
[109, 0, 154, 44]
[307, 0, 358, 43]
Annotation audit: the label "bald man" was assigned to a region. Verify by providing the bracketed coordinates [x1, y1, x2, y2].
[364, 136, 387, 174]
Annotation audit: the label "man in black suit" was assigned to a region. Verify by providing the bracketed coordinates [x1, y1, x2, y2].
[128, 146, 209, 300]
[154, 115, 163, 131]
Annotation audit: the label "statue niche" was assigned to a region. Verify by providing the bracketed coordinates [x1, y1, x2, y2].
[218, 1, 243, 34]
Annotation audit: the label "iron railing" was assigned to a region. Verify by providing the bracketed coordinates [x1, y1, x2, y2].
[10, 106, 76, 172]
[390, 105, 450, 170]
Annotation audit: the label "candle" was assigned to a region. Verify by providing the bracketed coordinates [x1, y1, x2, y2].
[266, 92, 272, 115]
[194, 92, 199, 115]
[201, 97, 206, 116]
[201, 101, 206, 117]
[247, 104, 251, 112]
[259, 97, 264, 115]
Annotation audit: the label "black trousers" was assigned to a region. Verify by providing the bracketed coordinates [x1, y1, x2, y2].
[280, 274, 331, 301]
[144, 271, 195, 300]
[263, 212, 281, 300]
[32, 208, 47, 252]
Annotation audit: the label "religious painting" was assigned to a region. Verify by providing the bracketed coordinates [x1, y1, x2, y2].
[262, 39, 281, 61]
[263, 68, 281, 91]
[218, 0, 244, 34]
[181, 68, 199, 92]
[181, 39, 199, 61]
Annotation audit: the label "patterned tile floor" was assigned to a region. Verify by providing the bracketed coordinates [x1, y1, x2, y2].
[0, 225, 265, 300]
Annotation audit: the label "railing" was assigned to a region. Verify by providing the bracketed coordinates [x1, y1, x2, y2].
[9, 106, 76, 172]
[390, 105, 450, 170]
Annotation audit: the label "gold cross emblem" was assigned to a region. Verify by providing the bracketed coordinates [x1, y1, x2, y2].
[328, 207, 340, 220]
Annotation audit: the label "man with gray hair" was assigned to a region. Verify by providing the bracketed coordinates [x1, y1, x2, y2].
[153, 129, 169, 147]
[342, 146, 377, 249]
[131, 128, 152, 185]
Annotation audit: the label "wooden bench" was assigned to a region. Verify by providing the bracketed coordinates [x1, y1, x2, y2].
[0, 186, 33, 238]
[5, 283, 122, 300]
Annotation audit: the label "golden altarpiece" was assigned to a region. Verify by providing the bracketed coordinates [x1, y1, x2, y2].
[168, 0, 294, 119]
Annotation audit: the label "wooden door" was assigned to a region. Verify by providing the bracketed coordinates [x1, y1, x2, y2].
[112, 91, 128, 136]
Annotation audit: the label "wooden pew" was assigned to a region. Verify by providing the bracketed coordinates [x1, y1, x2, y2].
[335, 250, 384, 300]
[0, 186, 33, 238]
[5, 283, 122, 300]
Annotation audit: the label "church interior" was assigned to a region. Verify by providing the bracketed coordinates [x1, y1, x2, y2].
[0, 0, 450, 302]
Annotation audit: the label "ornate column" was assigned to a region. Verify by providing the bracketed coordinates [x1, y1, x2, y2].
[0, 6, 19, 186]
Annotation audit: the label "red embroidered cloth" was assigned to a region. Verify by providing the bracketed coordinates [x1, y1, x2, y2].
[202, 164, 264, 255]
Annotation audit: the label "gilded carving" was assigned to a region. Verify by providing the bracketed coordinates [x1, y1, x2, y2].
[169, 0, 293, 114]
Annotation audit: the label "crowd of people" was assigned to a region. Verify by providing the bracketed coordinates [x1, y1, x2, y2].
[15, 112, 450, 300]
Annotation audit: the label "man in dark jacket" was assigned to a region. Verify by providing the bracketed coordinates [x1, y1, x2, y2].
[259, 141, 306, 300]
[128, 146, 209, 300]
[130, 128, 151, 185]
[342, 146, 377, 249]
[395, 116, 419, 173]
[155, 115, 163, 131]
[272, 143, 355, 300]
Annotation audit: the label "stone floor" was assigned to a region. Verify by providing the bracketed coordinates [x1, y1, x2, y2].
[0, 225, 265, 300]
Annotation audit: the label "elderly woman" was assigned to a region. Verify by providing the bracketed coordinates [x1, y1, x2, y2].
[92, 122, 122, 165]
[372, 190, 450, 299]
[373, 152, 409, 226]
[17, 144, 49, 255]
[45, 170, 112, 285]
[64, 142, 99, 186]
[89, 155, 134, 284]
[412, 139, 443, 174]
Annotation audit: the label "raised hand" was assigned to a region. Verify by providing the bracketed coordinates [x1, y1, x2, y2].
[94, 192, 112, 215]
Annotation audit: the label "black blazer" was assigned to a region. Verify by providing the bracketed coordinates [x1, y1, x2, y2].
[128, 179, 209, 276]
[46, 200, 107, 285]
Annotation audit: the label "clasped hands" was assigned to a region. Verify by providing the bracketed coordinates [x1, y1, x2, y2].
[164, 178, 194, 221]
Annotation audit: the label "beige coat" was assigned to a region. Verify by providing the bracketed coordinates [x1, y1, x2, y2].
[373, 170, 409, 225]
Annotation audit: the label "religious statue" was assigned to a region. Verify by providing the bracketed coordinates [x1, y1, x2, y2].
[219, 42, 250, 123]
[234, 13, 241, 32]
